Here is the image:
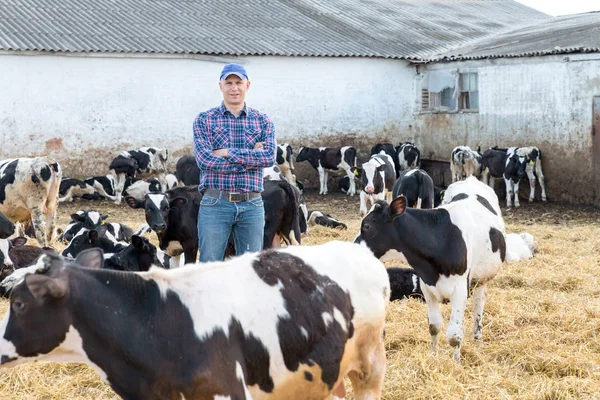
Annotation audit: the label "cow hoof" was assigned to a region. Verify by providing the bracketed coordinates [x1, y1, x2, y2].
[542, 197, 547, 202]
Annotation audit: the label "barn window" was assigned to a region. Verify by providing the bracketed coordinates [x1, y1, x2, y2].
[459, 72, 479, 110]
[421, 70, 457, 112]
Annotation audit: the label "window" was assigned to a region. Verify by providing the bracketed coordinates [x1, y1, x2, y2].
[459, 72, 479, 110]
[421, 70, 457, 112]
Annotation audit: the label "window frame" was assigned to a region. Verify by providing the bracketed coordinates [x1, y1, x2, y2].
[419, 69, 479, 114]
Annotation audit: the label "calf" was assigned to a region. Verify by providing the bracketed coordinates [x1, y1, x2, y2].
[104, 235, 167, 272]
[109, 147, 169, 203]
[61, 225, 127, 259]
[262, 179, 302, 248]
[371, 143, 400, 177]
[58, 178, 96, 203]
[296, 146, 357, 196]
[355, 177, 505, 361]
[387, 267, 423, 301]
[506, 232, 537, 262]
[488, 146, 546, 203]
[276, 143, 296, 184]
[481, 147, 529, 207]
[123, 177, 163, 201]
[82, 174, 120, 202]
[354, 153, 395, 215]
[0, 157, 61, 247]
[175, 155, 201, 186]
[307, 210, 347, 230]
[0, 237, 59, 281]
[396, 142, 421, 171]
[450, 146, 483, 182]
[392, 169, 435, 209]
[0, 241, 389, 400]
[58, 210, 108, 243]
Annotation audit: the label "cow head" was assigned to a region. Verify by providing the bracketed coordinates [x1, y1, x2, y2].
[126, 193, 187, 235]
[0, 249, 103, 369]
[295, 146, 309, 163]
[107, 235, 162, 272]
[61, 226, 108, 259]
[357, 159, 386, 194]
[0, 212, 15, 240]
[504, 152, 528, 182]
[70, 210, 108, 229]
[354, 197, 407, 259]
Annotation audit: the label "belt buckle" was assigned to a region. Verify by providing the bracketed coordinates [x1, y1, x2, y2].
[228, 192, 241, 202]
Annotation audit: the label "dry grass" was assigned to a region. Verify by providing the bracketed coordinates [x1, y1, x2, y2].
[1, 194, 600, 399]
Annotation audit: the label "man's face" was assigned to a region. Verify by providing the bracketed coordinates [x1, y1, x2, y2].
[219, 75, 250, 107]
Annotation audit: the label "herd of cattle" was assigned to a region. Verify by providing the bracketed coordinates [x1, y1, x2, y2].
[0, 141, 543, 399]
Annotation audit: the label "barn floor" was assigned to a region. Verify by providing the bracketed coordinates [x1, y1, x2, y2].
[1, 191, 600, 399]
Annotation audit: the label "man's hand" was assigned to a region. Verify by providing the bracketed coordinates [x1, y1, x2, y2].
[213, 148, 228, 157]
[254, 142, 265, 150]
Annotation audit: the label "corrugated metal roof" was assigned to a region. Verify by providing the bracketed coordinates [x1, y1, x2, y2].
[431, 11, 600, 61]
[0, 0, 549, 59]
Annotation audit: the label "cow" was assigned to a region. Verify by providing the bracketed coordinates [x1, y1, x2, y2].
[0, 241, 389, 400]
[306, 210, 347, 230]
[262, 180, 302, 248]
[371, 143, 400, 177]
[392, 169, 435, 209]
[0, 211, 14, 240]
[296, 146, 358, 196]
[450, 146, 483, 182]
[481, 147, 530, 208]
[276, 143, 296, 184]
[58, 210, 108, 244]
[387, 267, 423, 301]
[103, 235, 170, 272]
[396, 142, 421, 171]
[58, 178, 96, 203]
[109, 147, 169, 203]
[506, 232, 537, 262]
[61, 225, 127, 259]
[122, 177, 163, 201]
[175, 155, 201, 186]
[433, 186, 445, 208]
[0, 157, 62, 247]
[79, 174, 120, 202]
[353, 153, 395, 216]
[0, 237, 59, 281]
[355, 177, 505, 361]
[165, 173, 179, 191]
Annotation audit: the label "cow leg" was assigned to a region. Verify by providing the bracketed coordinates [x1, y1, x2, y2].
[359, 191, 368, 216]
[341, 167, 355, 196]
[114, 173, 127, 204]
[536, 161, 547, 201]
[526, 164, 536, 202]
[421, 284, 442, 354]
[318, 167, 326, 195]
[323, 170, 329, 195]
[513, 180, 521, 208]
[472, 284, 487, 341]
[447, 279, 469, 362]
[347, 325, 386, 400]
[504, 178, 513, 208]
[44, 200, 58, 245]
[92, 181, 119, 202]
[29, 207, 47, 246]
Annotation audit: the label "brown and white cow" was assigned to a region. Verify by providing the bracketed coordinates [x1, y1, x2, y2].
[0, 157, 62, 247]
[0, 241, 389, 400]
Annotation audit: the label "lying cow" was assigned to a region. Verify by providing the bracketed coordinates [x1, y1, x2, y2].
[104, 235, 172, 271]
[355, 177, 505, 361]
[0, 241, 389, 400]
[450, 146, 483, 182]
[506, 232, 537, 262]
[296, 146, 357, 196]
[392, 169, 435, 209]
[58, 178, 96, 203]
[353, 153, 395, 215]
[0, 157, 61, 246]
[396, 142, 421, 171]
[61, 225, 127, 259]
[306, 210, 347, 230]
[175, 155, 201, 186]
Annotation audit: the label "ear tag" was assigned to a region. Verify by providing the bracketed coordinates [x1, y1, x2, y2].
[529, 160, 534, 165]
[353, 170, 359, 177]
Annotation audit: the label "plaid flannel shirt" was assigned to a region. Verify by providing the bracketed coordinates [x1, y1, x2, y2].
[193, 102, 276, 193]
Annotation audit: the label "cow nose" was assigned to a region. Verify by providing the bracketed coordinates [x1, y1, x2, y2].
[366, 186, 374, 194]
[153, 223, 166, 232]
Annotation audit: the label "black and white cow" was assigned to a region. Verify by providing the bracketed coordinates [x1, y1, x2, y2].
[122, 177, 163, 201]
[0, 211, 15, 240]
[175, 155, 201, 186]
[296, 146, 358, 196]
[387, 267, 423, 301]
[391, 169, 435, 209]
[306, 210, 347, 230]
[276, 143, 295, 184]
[0, 241, 389, 400]
[433, 186, 446, 208]
[0, 157, 62, 247]
[355, 177, 505, 361]
[80, 174, 120, 202]
[371, 143, 400, 177]
[353, 153, 395, 215]
[0, 211, 16, 274]
[103, 235, 168, 272]
[61, 225, 127, 259]
[58, 210, 107, 244]
[481, 147, 530, 207]
[262, 179, 302, 248]
[396, 142, 421, 171]
[109, 147, 169, 203]
[450, 146, 484, 182]
[58, 178, 96, 203]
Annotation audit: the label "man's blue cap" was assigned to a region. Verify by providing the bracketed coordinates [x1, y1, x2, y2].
[220, 63, 248, 81]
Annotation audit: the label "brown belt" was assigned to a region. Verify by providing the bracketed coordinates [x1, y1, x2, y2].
[203, 188, 261, 202]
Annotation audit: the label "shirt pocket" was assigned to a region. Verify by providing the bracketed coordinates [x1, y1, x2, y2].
[244, 128, 263, 148]
[211, 126, 229, 149]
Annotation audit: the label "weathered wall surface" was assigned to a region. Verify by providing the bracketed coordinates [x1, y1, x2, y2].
[414, 55, 600, 205]
[0, 53, 416, 180]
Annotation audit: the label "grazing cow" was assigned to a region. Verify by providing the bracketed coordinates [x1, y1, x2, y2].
[61, 226, 127, 259]
[396, 142, 421, 171]
[506, 232, 537, 262]
[306, 210, 347, 230]
[371, 143, 400, 177]
[353, 153, 396, 216]
[109, 147, 169, 203]
[355, 177, 505, 361]
[387, 267, 423, 301]
[0, 241, 389, 400]
[481, 147, 531, 208]
[296, 146, 358, 196]
[175, 155, 201, 186]
[0, 157, 62, 247]
[276, 143, 295, 184]
[392, 169, 435, 209]
[58, 178, 96, 203]
[450, 146, 484, 182]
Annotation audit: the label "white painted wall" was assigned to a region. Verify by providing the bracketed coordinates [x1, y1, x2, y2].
[0, 53, 415, 176]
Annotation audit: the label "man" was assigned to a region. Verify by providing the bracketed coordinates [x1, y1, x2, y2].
[193, 63, 276, 262]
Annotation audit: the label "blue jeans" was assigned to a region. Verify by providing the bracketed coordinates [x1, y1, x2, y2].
[198, 195, 265, 262]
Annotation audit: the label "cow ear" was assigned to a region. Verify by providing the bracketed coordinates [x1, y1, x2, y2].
[25, 273, 68, 300]
[390, 196, 407, 218]
[126, 196, 144, 209]
[376, 164, 386, 172]
[101, 214, 109, 222]
[70, 213, 84, 222]
[131, 235, 144, 249]
[10, 236, 28, 248]
[76, 248, 104, 269]
[169, 197, 188, 208]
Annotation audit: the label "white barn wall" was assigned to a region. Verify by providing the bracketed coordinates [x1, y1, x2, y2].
[0, 53, 415, 178]
[414, 55, 600, 204]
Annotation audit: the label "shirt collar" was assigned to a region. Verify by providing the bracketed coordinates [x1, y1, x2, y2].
[220, 101, 248, 116]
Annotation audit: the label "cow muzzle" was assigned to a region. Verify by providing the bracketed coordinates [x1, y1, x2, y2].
[365, 186, 375, 194]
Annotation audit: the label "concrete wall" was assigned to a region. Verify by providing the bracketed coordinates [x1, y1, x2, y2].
[0, 52, 416, 181]
[414, 54, 600, 204]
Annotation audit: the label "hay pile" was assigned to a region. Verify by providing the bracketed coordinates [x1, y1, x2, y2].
[1, 195, 599, 399]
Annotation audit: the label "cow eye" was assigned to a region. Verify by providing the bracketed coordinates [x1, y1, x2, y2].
[12, 300, 25, 313]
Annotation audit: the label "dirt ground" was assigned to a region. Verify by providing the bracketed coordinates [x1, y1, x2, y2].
[1, 190, 600, 399]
